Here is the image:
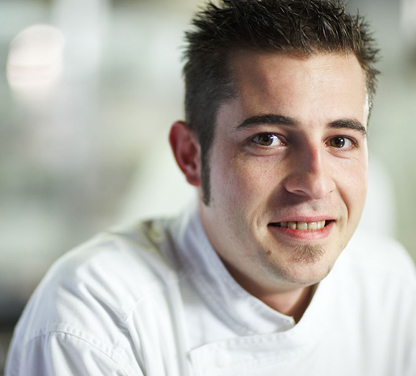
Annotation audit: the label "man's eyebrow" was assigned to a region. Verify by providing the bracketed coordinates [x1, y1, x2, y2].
[235, 114, 367, 136]
[328, 119, 367, 136]
[236, 114, 296, 130]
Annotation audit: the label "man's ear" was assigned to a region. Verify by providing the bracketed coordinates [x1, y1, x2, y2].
[169, 121, 201, 187]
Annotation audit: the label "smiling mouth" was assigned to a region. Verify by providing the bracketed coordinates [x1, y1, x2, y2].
[269, 220, 333, 230]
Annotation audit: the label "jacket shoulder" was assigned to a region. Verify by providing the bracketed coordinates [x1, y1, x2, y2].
[12, 217, 180, 349]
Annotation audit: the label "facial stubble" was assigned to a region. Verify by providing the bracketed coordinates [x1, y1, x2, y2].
[290, 244, 325, 264]
[257, 243, 327, 287]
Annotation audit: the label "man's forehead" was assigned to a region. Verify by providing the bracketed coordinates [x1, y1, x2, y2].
[218, 50, 369, 132]
[228, 50, 368, 106]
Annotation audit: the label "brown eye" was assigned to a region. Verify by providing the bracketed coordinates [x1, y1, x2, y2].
[330, 137, 346, 148]
[252, 133, 281, 146]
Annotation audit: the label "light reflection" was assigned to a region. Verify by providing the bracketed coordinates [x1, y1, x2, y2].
[7, 24, 65, 97]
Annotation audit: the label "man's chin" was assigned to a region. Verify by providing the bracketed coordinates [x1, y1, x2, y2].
[286, 257, 335, 287]
[263, 246, 336, 288]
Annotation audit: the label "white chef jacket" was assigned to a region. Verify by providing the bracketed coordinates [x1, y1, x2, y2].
[5, 205, 416, 376]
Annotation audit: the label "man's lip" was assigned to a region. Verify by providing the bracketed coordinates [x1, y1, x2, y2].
[269, 216, 335, 223]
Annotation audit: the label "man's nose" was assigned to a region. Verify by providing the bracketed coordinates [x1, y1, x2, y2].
[283, 146, 335, 199]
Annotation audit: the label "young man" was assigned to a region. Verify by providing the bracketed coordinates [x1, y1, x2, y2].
[6, 1, 416, 375]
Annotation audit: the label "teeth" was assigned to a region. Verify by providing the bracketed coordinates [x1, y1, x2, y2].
[297, 222, 308, 230]
[288, 221, 297, 229]
[277, 220, 326, 230]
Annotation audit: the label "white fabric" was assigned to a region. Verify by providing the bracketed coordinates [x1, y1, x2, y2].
[6, 205, 416, 376]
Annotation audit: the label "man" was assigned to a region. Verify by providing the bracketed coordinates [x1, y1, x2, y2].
[6, 0, 416, 375]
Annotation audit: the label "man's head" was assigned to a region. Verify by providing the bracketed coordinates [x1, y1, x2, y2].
[170, 0, 379, 296]
[181, 0, 379, 205]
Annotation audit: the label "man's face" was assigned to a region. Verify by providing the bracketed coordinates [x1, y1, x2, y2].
[198, 52, 369, 292]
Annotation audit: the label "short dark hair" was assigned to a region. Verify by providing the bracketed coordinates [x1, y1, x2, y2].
[183, 0, 380, 205]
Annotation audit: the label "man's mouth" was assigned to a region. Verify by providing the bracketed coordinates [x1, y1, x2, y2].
[269, 220, 333, 230]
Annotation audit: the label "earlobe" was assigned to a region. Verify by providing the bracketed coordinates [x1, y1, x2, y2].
[169, 121, 201, 187]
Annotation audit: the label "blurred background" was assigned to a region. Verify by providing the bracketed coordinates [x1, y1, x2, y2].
[0, 0, 415, 372]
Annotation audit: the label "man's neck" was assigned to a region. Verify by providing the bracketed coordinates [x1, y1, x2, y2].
[258, 284, 317, 323]
[221, 258, 317, 323]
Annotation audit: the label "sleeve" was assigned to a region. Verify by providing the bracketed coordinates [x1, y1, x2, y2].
[5, 331, 142, 376]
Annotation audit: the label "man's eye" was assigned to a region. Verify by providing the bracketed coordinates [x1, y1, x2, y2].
[252, 133, 282, 146]
[328, 136, 355, 149]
